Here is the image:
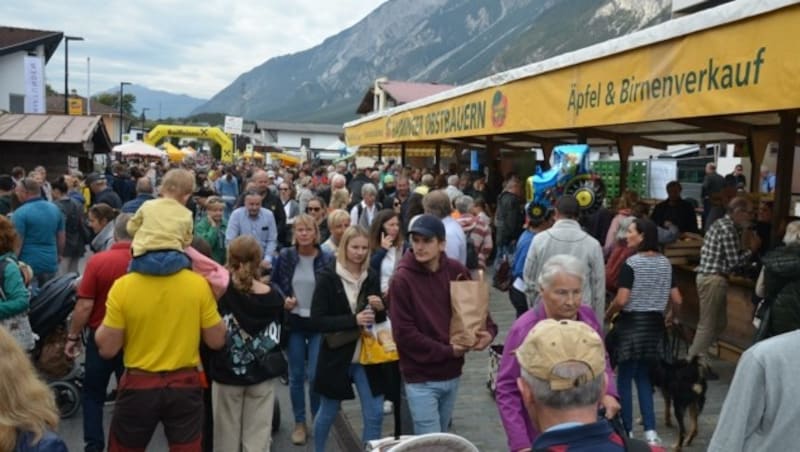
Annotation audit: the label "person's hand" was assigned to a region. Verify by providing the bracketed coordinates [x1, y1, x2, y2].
[356, 308, 375, 327]
[283, 296, 297, 311]
[665, 310, 674, 328]
[452, 343, 468, 357]
[367, 295, 385, 311]
[472, 330, 493, 351]
[381, 232, 393, 250]
[64, 337, 81, 359]
[600, 395, 621, 419]
[260, 259, 272, 270]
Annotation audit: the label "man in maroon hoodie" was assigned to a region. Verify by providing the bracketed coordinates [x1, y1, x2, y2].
[389, 214, 498, 434]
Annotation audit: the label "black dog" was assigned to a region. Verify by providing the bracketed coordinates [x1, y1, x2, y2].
[650, 356, 707, 450]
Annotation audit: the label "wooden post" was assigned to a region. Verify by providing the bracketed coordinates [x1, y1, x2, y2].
[377, 144, 383, 163]
[617, 138, 633, 194]
[540, 141, 555, 170]
[434, 142, 441, 173]
[486, 136, 502, 205]
[748, 129, 775, 194]
[400, 142, 407, 167]
[773, 110, 798, 243]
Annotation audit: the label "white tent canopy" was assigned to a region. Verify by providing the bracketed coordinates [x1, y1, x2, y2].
[113, 141, 165, 158]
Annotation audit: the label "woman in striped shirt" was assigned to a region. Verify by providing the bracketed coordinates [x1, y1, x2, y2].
[605, 218, 682, 446]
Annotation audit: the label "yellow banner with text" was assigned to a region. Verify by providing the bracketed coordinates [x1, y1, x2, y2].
[346, 5, 800, 146]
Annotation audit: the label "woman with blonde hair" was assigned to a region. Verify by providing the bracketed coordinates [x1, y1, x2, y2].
[206, 235, 288, 451]
[311, 226, 386, 451]
[0, 326, 67, 451]
[321, 209, 351, 254]
[329, 188, 350, 211]
[604, 190, 640, 257]
[271, 213, 334, 445]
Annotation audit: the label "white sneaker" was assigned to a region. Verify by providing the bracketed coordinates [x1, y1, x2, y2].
[383, 400, 393, 415]
[644, 430, 662, 446]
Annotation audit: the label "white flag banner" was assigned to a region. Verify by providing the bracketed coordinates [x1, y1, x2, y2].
[24, 56, 45, 114]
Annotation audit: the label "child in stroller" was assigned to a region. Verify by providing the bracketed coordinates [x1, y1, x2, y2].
[28, 272, 82, 419]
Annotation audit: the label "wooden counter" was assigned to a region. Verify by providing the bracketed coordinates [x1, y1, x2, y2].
[673, 264, 756, 361]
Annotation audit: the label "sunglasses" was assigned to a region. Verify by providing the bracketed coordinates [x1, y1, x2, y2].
[279, 187, 290, 191]
[307, 207, 322, 212]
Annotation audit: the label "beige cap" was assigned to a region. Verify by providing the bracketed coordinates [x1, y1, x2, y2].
[515, 319, 605, 391]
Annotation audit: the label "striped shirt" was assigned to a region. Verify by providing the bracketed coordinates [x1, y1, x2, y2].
[618, 253, 674, 312]
[696, 215, 751, 275]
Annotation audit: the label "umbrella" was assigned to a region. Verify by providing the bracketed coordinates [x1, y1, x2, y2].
[113, 141, 166, 158]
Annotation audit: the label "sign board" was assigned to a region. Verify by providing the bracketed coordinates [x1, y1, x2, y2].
[648, 159, 678, 199]
[346, 5, 800, 146]
[224, 115, 243, 135]
[68, 98, 83, 115]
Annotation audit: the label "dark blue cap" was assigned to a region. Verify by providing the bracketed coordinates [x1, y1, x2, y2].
[408, 214, 445, 240]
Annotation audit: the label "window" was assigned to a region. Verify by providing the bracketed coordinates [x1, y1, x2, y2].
[9, 94, 24, 113]
[301, 137, 311, 148]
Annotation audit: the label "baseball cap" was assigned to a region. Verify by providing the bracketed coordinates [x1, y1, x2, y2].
[515, 319, 605, 391]
[383, 174, 395, 184]
[555, 195, 579, 218]
[86, 172, 105, 185]
[408, 214, 445, 240]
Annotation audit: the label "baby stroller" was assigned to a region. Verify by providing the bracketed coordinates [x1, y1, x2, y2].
[28, 273, 82, 419]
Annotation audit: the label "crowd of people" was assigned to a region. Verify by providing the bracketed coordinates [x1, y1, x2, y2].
[0, 155, 798, 452]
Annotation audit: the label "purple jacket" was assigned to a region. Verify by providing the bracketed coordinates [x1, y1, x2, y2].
[496, 303, 618, 452]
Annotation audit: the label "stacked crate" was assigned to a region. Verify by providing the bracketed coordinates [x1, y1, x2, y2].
[591, 160, 620, 202]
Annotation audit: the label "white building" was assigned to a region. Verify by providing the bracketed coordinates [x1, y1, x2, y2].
[0, 26, 63, 113]
[253, 120, 344, 161]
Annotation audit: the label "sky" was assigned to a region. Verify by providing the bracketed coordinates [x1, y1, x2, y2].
[5, 0, 388, 100]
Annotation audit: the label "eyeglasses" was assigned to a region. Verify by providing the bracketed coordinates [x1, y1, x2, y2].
[279, 187, 290, 191]
[307, 207, 322, 212]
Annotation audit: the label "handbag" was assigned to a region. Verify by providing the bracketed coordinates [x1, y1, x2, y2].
[324, 329, 361, 349]
[493, 256, 512, 292]
[450, 270, 490, 347]
[359, 320, 399, 365]
[224, 313, 286, 379]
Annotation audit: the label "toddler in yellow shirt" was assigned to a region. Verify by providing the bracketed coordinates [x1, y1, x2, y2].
[127, 168, 195, 274]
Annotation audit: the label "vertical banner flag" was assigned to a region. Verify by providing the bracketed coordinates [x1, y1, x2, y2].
[24, 56, 45, 113]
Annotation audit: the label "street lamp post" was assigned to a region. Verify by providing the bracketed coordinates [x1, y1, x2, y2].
[64, 36, 84, 114]
[140, 107, 150, 130]
[119, 81, 131, 143]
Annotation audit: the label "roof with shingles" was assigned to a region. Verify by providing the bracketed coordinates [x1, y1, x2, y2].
[0, 26, 63, 62]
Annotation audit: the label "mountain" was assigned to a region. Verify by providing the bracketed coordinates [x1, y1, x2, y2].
[98, 84, 207, 119]
[192, 0, 670, 124]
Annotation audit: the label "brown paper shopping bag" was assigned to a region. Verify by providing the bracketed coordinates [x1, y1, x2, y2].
[449, 271, 489, 347]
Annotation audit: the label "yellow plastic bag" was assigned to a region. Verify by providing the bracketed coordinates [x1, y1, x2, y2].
[359, 321, 399, 365]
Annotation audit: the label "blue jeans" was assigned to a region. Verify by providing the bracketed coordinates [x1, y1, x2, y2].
[288, 329, 321, 423]
[617, 359, 656, 433]
[83, 331, 124, 451]
[129, 250, 191, 275]
[314, 364, 383, 452]
[404, 377, 460, 434]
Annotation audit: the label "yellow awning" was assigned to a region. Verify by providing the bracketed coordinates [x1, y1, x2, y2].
[271, 152, 301, 166]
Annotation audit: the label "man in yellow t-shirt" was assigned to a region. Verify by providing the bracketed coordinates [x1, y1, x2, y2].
[96, 268, 225, 451]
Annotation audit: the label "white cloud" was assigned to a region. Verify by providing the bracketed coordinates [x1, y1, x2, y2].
[5, 0, 387, 98]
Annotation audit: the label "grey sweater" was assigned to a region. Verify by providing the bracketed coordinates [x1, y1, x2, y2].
[708, 330, 800, 452]
[523, 219, 605, 324]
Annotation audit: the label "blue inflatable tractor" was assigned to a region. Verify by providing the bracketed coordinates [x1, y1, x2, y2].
[524, 144, 606, 219]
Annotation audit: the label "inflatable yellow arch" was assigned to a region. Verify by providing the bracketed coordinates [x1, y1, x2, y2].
[145, 125, 235, 163]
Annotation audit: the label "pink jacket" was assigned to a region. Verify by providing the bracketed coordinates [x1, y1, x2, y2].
[186, 246, 229, 299]
[495, 303, 618, 451]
